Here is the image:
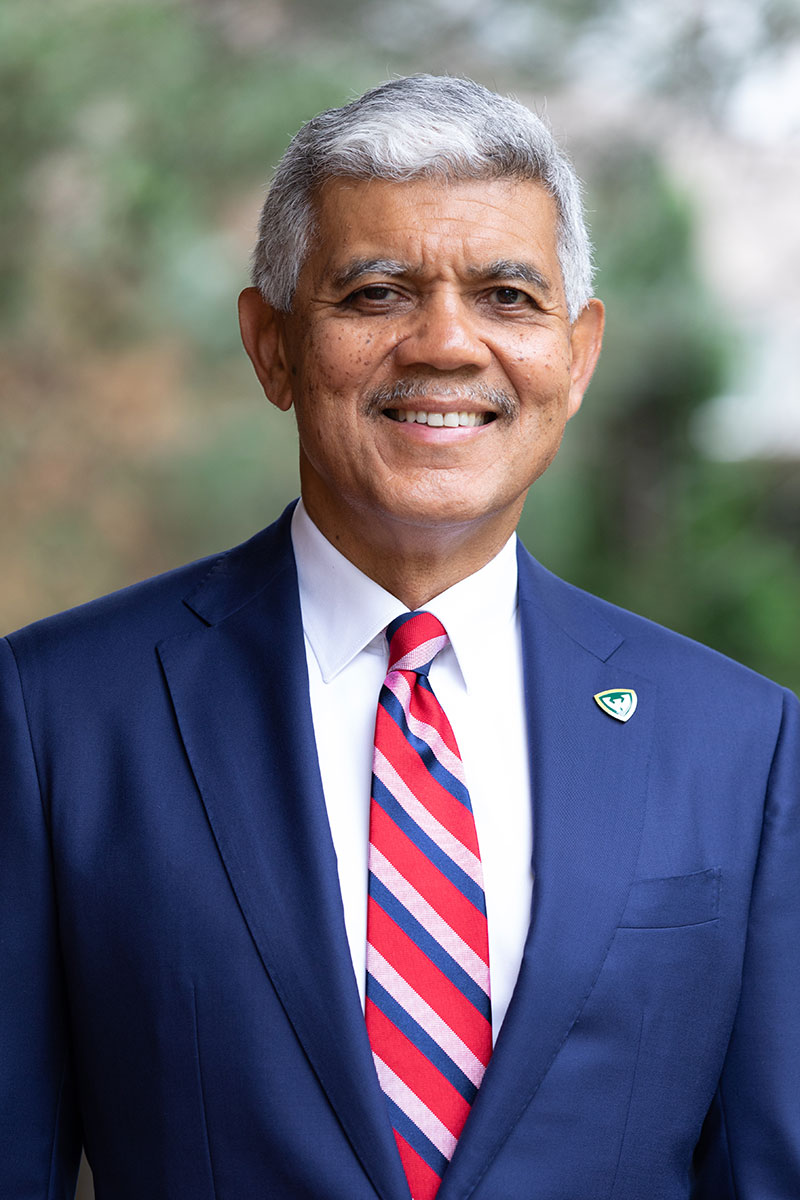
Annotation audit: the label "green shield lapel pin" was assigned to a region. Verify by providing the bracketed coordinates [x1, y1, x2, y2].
[594, 688, 638, 723]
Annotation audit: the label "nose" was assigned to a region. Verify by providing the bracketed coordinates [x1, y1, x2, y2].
[394, 291, 492, 372]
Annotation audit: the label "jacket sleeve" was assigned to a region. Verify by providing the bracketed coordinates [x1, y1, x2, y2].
[0, 637, 81, 1198]
[692, 686, 800, 1198]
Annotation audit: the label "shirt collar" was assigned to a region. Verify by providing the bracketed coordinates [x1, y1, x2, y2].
[291, 499, 518, 687]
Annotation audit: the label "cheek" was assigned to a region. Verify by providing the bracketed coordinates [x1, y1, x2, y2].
[501, 330, 571, 389]
[298, 326, 391, 395]
[510, 365, 571, 416]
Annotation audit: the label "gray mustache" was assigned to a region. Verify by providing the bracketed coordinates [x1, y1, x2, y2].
[366, 379, 517, 418]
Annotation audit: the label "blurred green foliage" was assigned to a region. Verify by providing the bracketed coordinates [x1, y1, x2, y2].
[1, 0, 798, 698]
[520, 144, 800, 691]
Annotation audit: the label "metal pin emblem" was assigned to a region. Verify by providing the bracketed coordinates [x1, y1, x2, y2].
[594, 688, 638, 723]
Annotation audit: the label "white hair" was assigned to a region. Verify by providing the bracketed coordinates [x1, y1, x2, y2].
[251, 74, 594, 322]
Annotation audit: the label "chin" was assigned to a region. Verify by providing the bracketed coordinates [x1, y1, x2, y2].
[374, 492, 508, 532]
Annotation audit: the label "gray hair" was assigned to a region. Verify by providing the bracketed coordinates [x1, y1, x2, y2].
[251, 74, 594, 322]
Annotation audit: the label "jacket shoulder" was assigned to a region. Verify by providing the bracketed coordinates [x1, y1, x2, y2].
[517, 542, 792, 709]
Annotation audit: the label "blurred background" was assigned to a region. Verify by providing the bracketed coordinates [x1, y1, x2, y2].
[1, 3, 798, 1191]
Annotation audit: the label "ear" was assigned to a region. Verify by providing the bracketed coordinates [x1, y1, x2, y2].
[566, 298, 605, 420]
[237, 286, 295, 412]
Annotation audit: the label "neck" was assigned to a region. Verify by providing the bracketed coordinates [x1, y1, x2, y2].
[300, 495, 522, 610]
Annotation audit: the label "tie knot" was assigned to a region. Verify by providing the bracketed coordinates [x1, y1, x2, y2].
[386, 611, 448, 676]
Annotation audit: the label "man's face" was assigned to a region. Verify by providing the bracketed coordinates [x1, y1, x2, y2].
[241, 175, 603, 553]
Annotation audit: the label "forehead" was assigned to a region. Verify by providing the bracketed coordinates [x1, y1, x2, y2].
[303, 175, 562, 289]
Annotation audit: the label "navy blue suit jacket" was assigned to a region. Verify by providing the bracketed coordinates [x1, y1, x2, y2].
[2, 503, 799, 1199]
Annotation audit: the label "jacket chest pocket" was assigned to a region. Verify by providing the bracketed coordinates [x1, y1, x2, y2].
[619, 867, 720, 928]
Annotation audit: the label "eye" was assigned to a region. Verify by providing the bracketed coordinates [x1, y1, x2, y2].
[491, 286, 531, 306]
[343, 283, 403, 307]
[363, 284, 397, 300]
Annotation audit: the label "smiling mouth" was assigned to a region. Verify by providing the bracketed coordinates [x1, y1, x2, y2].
[384, 409, 496, 427]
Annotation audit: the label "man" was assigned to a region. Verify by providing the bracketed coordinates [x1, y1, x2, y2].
[1, 75, 798, 1200]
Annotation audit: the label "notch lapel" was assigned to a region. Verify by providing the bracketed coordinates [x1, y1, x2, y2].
[157, 511, 408, 1200]
[439, 548, 654, 1199]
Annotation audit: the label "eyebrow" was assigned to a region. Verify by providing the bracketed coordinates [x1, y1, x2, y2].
[466, 260, 553, 295]
[330, 259, 410, 290]
[329, 256, 554, 295]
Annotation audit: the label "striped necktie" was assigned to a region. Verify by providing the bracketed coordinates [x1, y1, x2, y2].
[366, 611, 492, 1200]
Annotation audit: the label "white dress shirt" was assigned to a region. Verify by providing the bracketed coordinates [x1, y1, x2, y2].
[291, 501, 533, 1040]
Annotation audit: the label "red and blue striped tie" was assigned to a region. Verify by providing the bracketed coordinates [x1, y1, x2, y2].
[366, 611, 492, 1200]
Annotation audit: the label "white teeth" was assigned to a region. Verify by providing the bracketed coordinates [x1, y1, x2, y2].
[395, 410, 486, 427]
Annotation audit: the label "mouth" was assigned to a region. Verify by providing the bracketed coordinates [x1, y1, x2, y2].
[383, 409, 496, 427]
[366, 381, 516, 428]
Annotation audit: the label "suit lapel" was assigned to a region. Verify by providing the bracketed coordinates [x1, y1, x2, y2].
[439, 547, 654, 1199]
[157, 509, 408, 1200]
